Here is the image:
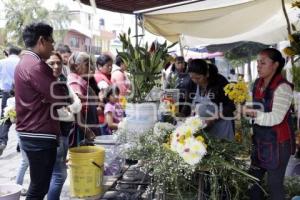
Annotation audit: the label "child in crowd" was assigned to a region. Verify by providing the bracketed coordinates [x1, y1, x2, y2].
[103, 85, 124, 134]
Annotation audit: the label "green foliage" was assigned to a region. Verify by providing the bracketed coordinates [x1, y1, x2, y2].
[224, 42, 268, 68]
[3, 0, 70, 46]
[117, 29, 177, 102]
[284, 176, 300, 199]
[291, 65, 300, 91]
[123, 127, 256, 200]
[195, 134, 256, 200]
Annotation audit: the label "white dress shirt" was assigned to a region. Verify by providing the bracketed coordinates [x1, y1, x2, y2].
[0, 55, 20, 91]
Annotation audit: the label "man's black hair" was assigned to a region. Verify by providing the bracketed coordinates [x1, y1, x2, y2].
[22, 22, 53, 48]
[7, 45, 21, 55]
[55, 43, 72, 54]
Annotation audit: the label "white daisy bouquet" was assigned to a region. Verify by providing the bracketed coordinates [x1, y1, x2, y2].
[0, 97, 16, 124]
[117, 115, 257, 199]
[170, 116, 207, 165]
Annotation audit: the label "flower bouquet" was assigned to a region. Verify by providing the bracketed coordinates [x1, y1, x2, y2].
[224, 79, 249, 105]
[224, 79, 252, 153]
[0, 105, 16, 124]
[117, 116, 258, 199]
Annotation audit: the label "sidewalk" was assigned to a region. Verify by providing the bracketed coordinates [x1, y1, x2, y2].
[0, 124, 72, 200]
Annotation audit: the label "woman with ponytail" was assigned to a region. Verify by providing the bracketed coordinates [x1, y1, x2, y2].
[243, 48, 295, 200]
[184, 59, 235, 140]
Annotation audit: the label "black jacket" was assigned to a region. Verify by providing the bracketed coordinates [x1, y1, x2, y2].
[182, 74, 235, 117]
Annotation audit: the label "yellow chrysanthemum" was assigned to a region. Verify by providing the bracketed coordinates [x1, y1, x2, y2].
[196, 135, 205, 143]
[283, 47, 296, 57]
[292, 1, 300, 8]
[119, 96, 127, 109]
[235, 132, 242, 143]
[224, 80, 249, 104]
[288, 34, 295, 42]
[179, 135, 185, 144]
[185, 128, 192, 138]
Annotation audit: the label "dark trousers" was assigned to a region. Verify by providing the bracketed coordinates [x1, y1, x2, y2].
[1, 91, 10, 117]
[249, 141, 291, 200]
[0, 119, 11, 145]
[0, 91, 12, 145]
[25, 148, 57, 200]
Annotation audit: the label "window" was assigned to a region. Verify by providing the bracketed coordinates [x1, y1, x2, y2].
[69, 37, 79, 48]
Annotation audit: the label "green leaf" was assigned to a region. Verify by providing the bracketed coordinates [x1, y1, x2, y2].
[128, 27, 131, 35]
[167, 41, 178, 49]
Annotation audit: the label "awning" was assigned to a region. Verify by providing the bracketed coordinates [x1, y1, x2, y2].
[143, 0, 296, 45]
[79, 0, 186, 14]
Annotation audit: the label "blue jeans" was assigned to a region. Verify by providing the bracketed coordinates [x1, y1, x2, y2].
[16, 147, 29, 185]
[47, 136, 68, 200]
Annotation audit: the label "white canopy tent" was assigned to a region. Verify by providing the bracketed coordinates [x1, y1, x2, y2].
[142, 0, 298, 46]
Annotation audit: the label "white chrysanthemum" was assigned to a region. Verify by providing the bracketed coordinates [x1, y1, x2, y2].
[173, 125, 192, 138]
[170, 135, 184, 154]
[153, 122, 175, 137]
[179, 137, 207, 165]
[170, 124, 194, 152]
[184, 116, 203, 133]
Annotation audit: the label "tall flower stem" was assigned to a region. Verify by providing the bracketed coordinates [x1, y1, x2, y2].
[282, 0, 292, 35]
[281, 0, 295, 66]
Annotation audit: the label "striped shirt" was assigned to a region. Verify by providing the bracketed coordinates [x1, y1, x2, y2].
[255, 83, 293, 126]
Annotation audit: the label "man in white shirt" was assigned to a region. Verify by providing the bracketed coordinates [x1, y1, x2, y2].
[0, 45, 21, 156]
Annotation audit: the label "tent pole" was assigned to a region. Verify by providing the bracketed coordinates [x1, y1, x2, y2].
[281, 0, 291, 35]
[179, 34, 184, 57]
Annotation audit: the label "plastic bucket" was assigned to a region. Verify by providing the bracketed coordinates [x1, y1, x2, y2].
[125, 103, 157, 133]
[69, 146, 105, 198]
[0, 184, 22, 200]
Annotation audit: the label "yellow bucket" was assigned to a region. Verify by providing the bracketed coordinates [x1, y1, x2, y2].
[69, 146, 105, 198]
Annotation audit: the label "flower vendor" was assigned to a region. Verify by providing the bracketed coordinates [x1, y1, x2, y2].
[243, 48, 295, 200]
[164, 56, 191, 114]
[183, 59, 235, 140]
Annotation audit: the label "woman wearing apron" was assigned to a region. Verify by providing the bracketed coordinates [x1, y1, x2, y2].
[187, 59, 235, 140]
[243, 48, 295, 200]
